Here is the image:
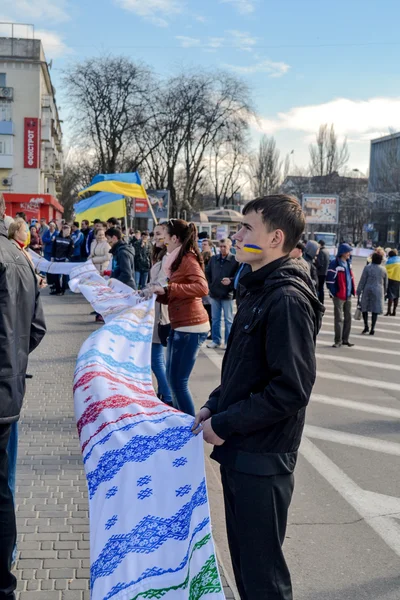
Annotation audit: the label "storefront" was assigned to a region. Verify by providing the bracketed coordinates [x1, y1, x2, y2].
[3, 193, 64, 224]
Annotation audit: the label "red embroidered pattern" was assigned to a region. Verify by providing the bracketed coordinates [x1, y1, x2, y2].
[74, 370, 153, 396]
[77, 394, 162, 436]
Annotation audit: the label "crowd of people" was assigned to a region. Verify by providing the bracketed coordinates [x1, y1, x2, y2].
[1, 189, 400, 600]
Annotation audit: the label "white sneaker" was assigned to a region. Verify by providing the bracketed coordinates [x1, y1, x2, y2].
[206, 341, 220, 349]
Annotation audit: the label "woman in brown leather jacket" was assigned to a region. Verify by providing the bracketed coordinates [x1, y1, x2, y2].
[154, 219, 209, 415]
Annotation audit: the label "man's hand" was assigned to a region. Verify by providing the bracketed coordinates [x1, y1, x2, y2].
[221, 277, 231, 286]
[152, 285, 165, 295]
[202, 418, 225, 446]
[192, 407, 211, 434]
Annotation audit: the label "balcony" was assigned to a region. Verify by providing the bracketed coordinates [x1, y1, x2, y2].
[0, 121, 13, 135]
[0, 154, 13, 168]
[0, 87, 13, 101]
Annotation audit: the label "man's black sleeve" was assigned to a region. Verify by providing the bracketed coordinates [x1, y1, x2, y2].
[29, 286, 46, 354]
[118, 249, 134, 285]
[211, 295, 316, 439]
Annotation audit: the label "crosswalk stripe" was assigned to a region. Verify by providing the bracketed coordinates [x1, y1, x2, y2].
[321, 319, 400, 335]
[311, 394, 400, 418]
[317, 340, 399, 356]
[305, 424, 400, 456]
[317, 371, 400, 392]
[318, 331, 400, 345]
[315, 353, 400, 372]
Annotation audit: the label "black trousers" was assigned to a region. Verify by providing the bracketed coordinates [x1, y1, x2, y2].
[221, 465, 294, 600]
[0, 424, 16, 599]
[318, 275, 326, 304]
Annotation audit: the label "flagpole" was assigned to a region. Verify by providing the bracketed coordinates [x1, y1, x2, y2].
[146, 194, 158, 226]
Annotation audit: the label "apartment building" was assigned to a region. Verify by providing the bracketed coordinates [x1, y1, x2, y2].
[0, 26, 64, 222]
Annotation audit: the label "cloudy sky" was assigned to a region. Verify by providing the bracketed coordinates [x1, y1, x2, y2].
[2, 0, 400, 172]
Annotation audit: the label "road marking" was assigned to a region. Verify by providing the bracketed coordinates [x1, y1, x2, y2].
[318, 331, 400, 345]
[321, 318, 399, 334]
[317, 341, 400, 357]
[201, 346, 223, 369]
[317, 371, 400, 392]
[300, 437, 400, 557]
[315, 353, 400, 372]
[305, 424, 400, 456]
[311, 394, 400, 419]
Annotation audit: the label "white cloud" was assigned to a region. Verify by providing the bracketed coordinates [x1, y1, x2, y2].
[255, 97, 400, 140]
[175, 35, 200, 48]
[195, 15, 207, 23]
[2, 0, 70, 23]
[224, 58, 290, 77]
[208, 37, 225, 48]
[116, 0, 183, 26]
[227, 29, 257, 52]
[220, 0, 255, 14]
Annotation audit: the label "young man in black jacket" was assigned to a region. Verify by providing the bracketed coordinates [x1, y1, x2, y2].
[106, 227, 136, 290]
[193, 194, 324, 600]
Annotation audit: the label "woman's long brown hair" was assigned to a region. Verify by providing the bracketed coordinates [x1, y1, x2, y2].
[165, 219, 204, 273]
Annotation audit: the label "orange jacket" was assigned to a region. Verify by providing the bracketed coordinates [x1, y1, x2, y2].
[158, 252, 209, 329]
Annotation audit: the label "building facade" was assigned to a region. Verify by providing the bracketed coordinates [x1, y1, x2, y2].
[369, 133, 400, 247]
[0, 28, 63, 221]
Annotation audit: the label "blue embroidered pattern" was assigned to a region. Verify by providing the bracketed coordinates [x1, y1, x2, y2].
[102, 324, 152, 343]
[105, 486, 118, 499]
[105, 515, 118, 530]
[176, 485, 192, 497]
[137, 475, 152, 487]
[78, 348, 149, 376]
[138, 488, 153, 500]
[91, 478, 207, 588]
[83, 413, 189, 465]
[103, 518, 210, 600]
[173, 457, 188, 468]
[87, 426, 194, 498]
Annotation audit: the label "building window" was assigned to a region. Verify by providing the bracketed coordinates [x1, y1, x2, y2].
[0, 136, 12, 155]
[0, 101, 12, 121]
[387, 230, 396, 243]
[0, 74, 6, 87]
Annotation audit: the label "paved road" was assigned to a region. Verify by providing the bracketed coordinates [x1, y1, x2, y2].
[192, 257, 400, 600]
[14, 291, 235, 599]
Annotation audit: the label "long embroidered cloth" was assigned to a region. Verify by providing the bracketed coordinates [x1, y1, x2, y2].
[67, 263, 224, 600]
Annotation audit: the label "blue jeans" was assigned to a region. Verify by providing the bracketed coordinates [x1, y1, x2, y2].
[166, 330, 208, 416]
[7, 422, 18, 564]
[210, 298, 234, 345]
[135, 271, 149, 289]
[151, 343, 172, 404]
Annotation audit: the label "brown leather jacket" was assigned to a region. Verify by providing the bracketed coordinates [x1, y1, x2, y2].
[158, 252, 209, 329]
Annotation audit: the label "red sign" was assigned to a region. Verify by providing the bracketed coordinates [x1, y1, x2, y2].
[135, 198, 149, 214]
[24, 118, 41, 169]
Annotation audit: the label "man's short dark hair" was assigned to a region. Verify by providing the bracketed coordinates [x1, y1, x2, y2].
[82, 220, 89, 226]
[242, 195, 305, 253]
[73, 221, 79, 228]
[318, 240, 325, 247]
[371, 252, 383, 265]
[93, 219, 102, 224]
[107, 217, 119, 226]
[105, 227, 122, 240]
[16, 212, 27, 221]
[296, 241, 305, 251]
[142, 231, 149, 236]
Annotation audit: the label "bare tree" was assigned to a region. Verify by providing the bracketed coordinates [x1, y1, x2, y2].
[248, 135, 282, 197]
[309, 124, 349, 176]
[59, 156, 99, 220]
[63, 56, 155, 174]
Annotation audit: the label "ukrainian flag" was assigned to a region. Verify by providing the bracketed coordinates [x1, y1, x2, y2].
[74, 192, 126, 225]
[78, 172, 147, 199]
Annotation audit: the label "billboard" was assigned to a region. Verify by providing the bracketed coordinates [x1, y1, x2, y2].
[302, 194, 339, 225]
[24, 118, 41, 168]
[134, 190, 169, 221]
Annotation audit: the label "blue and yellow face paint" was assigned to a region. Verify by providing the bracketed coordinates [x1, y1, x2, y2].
[243, 244, 263, 254]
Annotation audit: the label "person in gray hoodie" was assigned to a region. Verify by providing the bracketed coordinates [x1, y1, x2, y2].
[303, 240, 319, 291]
[316, 240, 331, 304]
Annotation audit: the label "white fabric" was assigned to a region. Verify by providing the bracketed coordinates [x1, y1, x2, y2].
[68, 265, 224, 600]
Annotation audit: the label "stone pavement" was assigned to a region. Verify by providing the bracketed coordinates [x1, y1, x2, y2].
[13, 289, 235, 599]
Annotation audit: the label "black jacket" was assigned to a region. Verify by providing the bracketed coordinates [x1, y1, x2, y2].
[110, 241, 136, 289]
[316, 247, 331, 277]
[235, 263, 252, 307]
[52, 235, 74, 261]
[206, 253, 239, 300]
[0, 221, 46, 423]
[134, 241, 151, 273]
[204, 257, 324, 476]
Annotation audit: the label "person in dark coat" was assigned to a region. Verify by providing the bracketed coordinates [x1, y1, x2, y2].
[0, 194, 46, 598]
[206, 238, 239, 348]
[303, 240, 319, 291]
[316, 239, 331, 304]
[193, 194, 324, 600]
[106, 227, 136, 289]
[51, 224, 74, 296]
[134, 232, 152, 289]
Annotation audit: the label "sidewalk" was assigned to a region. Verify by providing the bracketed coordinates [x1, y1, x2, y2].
[13, 290, 235, 599]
